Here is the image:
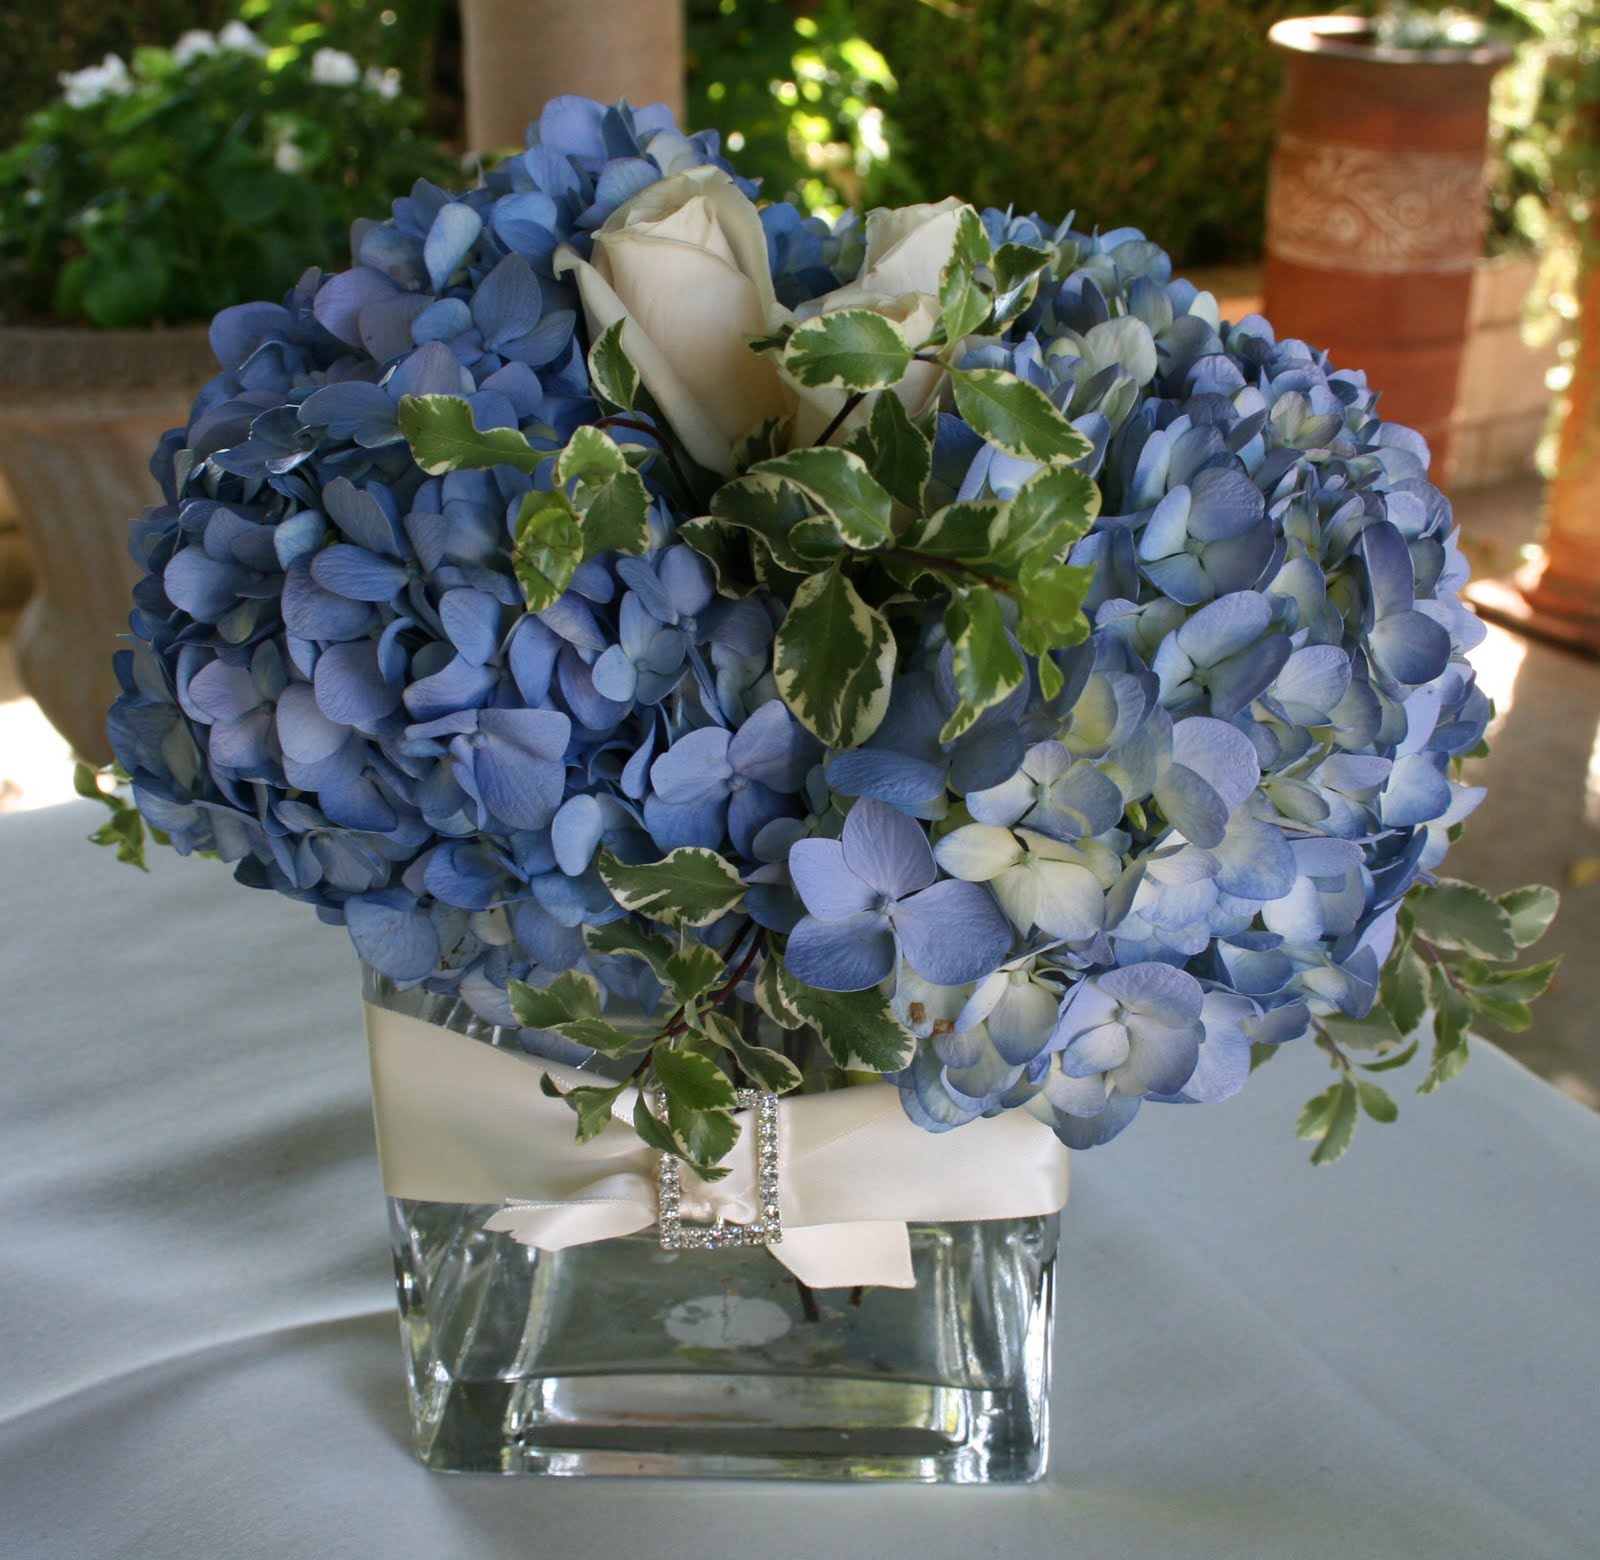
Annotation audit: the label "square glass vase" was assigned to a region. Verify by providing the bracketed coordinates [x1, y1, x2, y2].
[370, 972, 1057, 1482]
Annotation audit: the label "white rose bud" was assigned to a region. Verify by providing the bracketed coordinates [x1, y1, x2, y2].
[790, 196, 971, 445]
[554, 167, 791, 475]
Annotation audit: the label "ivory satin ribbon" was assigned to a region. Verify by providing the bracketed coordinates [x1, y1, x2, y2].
[365, 1004, 1071, 1289]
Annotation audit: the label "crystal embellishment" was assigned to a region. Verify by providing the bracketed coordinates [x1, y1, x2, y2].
[656, 1090, 782, 1251]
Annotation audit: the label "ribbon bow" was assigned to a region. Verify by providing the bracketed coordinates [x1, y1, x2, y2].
[366, 1004, 1070, 1289]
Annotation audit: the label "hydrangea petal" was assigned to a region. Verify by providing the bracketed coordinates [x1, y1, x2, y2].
[787, 838, 875, 920]
[840, 797, 937, 899]
[827, 749, 948, 806]
[934, 824, 1024, 882]
[346, 891, 439, 982]
[650, 726, 733, 804]
[895, 879, 1013, 985]
[784, 910, 896, 991]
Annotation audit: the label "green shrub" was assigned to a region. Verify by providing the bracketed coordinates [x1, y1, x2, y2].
[0, 14, 456, 326]
[687, 0, 918, 214]
[848, 0, 1307, 264]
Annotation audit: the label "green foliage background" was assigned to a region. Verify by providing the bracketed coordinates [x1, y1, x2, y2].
[1, 0, 1586, 288]
[850, 0, 1307, 263]
[0, 1, 462, 150]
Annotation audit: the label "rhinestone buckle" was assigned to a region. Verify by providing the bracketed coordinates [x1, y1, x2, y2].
[656, 1090, 782, 1251]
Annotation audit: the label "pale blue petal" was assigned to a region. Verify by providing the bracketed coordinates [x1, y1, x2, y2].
[551, 794, 605, 876]
[471, 254, 544, 349]
[1170, 717, 1259, 809]
[894, 879, 1013, 984]
[642, 793, 727, 851]
[424, 201, 484, 292]
[787, 838, 875, 920]
[729, 700, 817, 792]
[439, 588, 504, 667]
[826, 748, 947, 806]
[310, 544, 408, 602]
[650, 726, 732, 804]
[346, 891, 439, 982]
[841, 797, 937, 898]
[1176, 590, 1271, 664]
[966, 769, 1035, 827]
[313, 640, 400, 729]
[784, 911, 896, 991]
[591, 645, 639, 702]
[276, 681, 350, 763]
[1380, 751, 1453, 827]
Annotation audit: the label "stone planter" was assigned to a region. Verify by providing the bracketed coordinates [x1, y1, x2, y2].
[1264, 16, 1512, 488]
[0, 473, 31, 614]
[0, 326, 216, 762]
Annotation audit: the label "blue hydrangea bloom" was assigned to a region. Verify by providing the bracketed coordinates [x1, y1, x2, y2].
[109, 97, 1493, 1152]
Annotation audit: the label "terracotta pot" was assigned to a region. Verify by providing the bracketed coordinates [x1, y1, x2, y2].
[1503, 250, 1600, 653]
[1263, 16, 1511, 488]
[460, 0, 684, 153]
[0, 325, 215, 762]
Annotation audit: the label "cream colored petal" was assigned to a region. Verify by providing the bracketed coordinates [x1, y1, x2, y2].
[858, 197, 969, 296]
[861, 196, 967, 268]
[554, 241, 742, 475]
[599, 165, 780, 321]
[598, 233, 790, 455]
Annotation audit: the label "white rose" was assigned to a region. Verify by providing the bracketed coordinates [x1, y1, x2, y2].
[554, 167, 792, 475]
[821, 197, 971, 306]
[789, 197, 971, 444]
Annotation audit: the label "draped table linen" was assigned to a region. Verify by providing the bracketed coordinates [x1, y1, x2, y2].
[1, 801, 1595, 1559]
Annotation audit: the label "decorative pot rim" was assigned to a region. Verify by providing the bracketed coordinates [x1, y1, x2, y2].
[1268, 15, 1514, 70]
[0, 322, 217, 398]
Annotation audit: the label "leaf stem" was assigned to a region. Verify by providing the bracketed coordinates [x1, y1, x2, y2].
[816, 391, 866, 448]
[1314, 1028, 1353, 1074]
[885, 546, 1015, 594]
[655, 919, 762, 1043]
[592, 414, 696, 508]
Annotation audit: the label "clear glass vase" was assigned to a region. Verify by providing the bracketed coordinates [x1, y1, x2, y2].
[367, 970, 1058, 1483]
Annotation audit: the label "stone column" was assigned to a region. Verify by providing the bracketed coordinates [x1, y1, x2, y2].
[460, 0, 684, 153]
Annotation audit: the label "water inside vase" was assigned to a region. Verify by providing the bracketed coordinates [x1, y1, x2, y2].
[391, 1198, 1056, 1481]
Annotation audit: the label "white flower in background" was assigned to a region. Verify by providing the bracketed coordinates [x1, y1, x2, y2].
[217, 21, 269, 57]
[364, 66, 402, 101]
[310, 47, 361, 87]
[555, 166, 791, 475]
[58, 54, 132, 110]
[171, 30, 218, 67]
[273, 135, 304, 174]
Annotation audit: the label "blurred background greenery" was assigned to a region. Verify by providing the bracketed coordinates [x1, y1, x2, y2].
[0, 1, 1586, 306]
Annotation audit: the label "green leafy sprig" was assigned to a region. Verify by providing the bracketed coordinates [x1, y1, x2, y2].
[1296, 878, 1561, 1164]
[508, 847, 915, 1178]
[73, 761, 166, 869]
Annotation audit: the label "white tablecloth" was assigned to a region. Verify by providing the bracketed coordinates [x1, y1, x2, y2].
[1, 800, 1595, 1559]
